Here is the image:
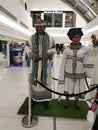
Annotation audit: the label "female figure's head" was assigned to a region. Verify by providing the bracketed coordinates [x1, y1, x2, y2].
[67, 28, 83, 44]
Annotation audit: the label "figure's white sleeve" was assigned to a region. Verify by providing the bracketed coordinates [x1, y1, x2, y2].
[84, 44, 98, 78]
[90, 51, 98, 85]
[28, 36, 32, 49]
[86, 44, 98, 55]
[25, 38, 31, 57]
[28, 35, 36, 61]
[47, 36, 56, 56]
[57, 49, 66, 93]
[49, 36, 55, 49]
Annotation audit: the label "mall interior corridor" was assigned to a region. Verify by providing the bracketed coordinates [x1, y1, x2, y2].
[1, 0, 98, 129]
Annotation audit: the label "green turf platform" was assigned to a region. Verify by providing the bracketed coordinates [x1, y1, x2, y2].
[18, 98, 89, 119]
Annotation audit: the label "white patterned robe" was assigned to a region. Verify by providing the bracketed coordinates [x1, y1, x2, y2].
[29, 33, 55, 101]
[58, 44, 98, 97]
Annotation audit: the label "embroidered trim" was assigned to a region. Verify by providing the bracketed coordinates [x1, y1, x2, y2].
[83, 64, 94, 68]
[67, 55, 83, 62]
[58, 80, 65, 84]
[69, 43, 82, 50]
[64, 71, 87, 79]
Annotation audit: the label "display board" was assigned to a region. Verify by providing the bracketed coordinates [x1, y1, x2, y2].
[30, 11, 76, 28]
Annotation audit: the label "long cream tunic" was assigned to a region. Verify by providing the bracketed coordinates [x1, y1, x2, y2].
[58, 45, 98, 96]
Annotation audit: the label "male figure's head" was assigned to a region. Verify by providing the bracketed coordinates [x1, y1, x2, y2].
[34, 19, 46, 35]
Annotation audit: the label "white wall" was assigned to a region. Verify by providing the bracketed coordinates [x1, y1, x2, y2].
[27, 0, 71, 11]
[76, 14, 87, 28]
[0, 0, 32, 29]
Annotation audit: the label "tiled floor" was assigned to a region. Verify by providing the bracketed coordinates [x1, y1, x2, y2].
[0, 53, 92, 130]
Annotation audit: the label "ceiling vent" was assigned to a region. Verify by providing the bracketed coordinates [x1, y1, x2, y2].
[92, 1, 98, 15]
[84, 10, 96, 22]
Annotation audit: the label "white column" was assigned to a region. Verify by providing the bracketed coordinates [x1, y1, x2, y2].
[62, 13, 65, 28]
[6, 41, 10, 67]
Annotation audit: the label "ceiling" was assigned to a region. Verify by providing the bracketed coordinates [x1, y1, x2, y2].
[26, 0, 98, 23]
[0, 0, 98, 42]
[60, 0, 98, 22]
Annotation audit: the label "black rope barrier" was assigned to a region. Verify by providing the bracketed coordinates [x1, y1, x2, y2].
[52, 77, 58, 81]
[52, 77, 90, 89]
[85, 77, 90, 89]
[35, 78, 98, 97]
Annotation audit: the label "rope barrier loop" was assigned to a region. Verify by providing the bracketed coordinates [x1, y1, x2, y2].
[34, 78, 98, 97]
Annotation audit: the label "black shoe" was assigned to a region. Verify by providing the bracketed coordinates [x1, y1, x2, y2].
[43, 102, 50, 110]
[64, 104, 69, 109]
[74, 100, 81, 110]
[75, 104, 81, 110]
[64, 99, 69, 109]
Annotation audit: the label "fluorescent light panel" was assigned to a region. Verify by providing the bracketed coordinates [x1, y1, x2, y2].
[0, 14, 32, 36]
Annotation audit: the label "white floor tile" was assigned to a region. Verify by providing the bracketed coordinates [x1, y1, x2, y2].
[56, 118, 92, 130]
[37, 117, 53, 130]
[0, 117, 37, 130]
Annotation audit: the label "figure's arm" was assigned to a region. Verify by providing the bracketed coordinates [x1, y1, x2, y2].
[84, 44, 97, 75]
[47, 36, 56, 60]
[86, 43, 98, 55]
[58, 49, 66, 86]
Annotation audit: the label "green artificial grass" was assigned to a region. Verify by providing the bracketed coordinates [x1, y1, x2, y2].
[18, 98, 89, 119]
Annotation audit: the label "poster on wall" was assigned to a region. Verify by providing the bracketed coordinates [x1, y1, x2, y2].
[30, 11, 76, 28]
[44, 12, 53, 27]
[31, 11, 42, 27]
[54, 12, 63, 27]
[12, 44, 23, 66]
[65, 11, 76, 27]
[44, 11, 63, 27]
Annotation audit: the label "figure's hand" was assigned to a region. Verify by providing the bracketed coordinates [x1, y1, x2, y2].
[47, 49, 56, 60]
[46, 54, 52, 60]
[35, 54, 41, 62]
